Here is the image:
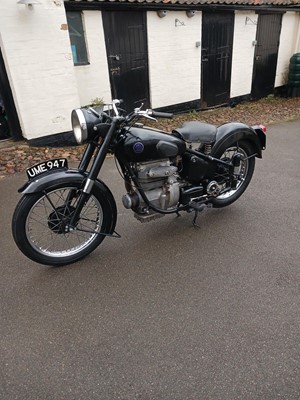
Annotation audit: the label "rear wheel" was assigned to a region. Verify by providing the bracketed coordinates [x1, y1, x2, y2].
[211, 140, 255, 208]
[12, 182, 116, 266]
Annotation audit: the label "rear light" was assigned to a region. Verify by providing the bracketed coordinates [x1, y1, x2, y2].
[259, 124, 267, 133]
[252, 124, 266, 151]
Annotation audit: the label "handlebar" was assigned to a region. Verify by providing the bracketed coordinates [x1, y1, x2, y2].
[150, 110, 173, 119]
[134, 109, 173, 121]
[104, 100, 174, 124]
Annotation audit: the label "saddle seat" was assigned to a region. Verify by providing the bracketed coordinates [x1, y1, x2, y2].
[173, 121, 217, 144]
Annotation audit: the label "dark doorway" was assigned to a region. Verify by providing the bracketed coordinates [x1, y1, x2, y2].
[0, 47, 22, 141]
[201, 11, 234, 108]
[102, 11, 150, 112]
[251, 13, 282, 99]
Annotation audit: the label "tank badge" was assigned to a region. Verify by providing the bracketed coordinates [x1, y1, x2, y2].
[133, 142, 144, 153]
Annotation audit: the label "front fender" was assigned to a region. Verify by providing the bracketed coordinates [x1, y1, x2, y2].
[17, 169, 118, 241]
[18, 169, 87, 194]
[212, 122, 264, 158]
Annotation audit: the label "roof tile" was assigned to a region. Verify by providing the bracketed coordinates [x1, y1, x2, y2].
[66, 0, 300, 5]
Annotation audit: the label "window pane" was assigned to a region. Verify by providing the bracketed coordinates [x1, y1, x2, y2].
[66, 12, 89, 65]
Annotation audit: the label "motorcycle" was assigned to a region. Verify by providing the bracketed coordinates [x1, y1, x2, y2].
[12, 99, 266, 266]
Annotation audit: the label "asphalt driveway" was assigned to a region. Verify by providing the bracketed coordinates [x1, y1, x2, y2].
[0, 120, 299, 400]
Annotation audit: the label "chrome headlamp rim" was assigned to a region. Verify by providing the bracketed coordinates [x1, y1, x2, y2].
[71, 108, 88, 144]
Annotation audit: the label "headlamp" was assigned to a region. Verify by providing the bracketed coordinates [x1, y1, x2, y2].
[71, 108, 101, 144]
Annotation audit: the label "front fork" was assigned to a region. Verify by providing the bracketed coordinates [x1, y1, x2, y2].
[68, 118, 119, 229]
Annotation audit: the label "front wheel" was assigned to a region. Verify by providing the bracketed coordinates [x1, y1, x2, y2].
[12, 182, 117, 266]
[211, 140, 255, 208]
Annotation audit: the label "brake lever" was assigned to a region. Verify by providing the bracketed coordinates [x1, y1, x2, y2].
[144, 114, 157, 122]
[136, 110, 157, 121]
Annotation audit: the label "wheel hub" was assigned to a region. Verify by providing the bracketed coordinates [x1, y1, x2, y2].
[47, 205, 76, 234]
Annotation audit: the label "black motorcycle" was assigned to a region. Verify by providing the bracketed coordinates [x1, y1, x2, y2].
[12, 100, 266, 266]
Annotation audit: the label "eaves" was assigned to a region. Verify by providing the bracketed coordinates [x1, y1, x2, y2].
[64, 0, 300, 12]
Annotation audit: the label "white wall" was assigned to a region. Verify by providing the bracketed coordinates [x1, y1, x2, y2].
[275, 12, 300, 87]
[0, 0, 80, 140]
[147, 11, 201, 108]
[73, 11, 111, 107]
[231, 11, 257, 98]
[1, 3, 300, 142]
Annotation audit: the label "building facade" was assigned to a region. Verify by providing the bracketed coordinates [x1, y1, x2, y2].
[0, 0, 300, 144]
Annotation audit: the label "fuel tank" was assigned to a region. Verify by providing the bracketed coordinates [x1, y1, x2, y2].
[120, 126, 186, 162]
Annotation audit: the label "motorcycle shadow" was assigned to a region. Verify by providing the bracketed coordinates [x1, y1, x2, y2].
[103, 205, 239, 260]
[34, 204, 240, 275]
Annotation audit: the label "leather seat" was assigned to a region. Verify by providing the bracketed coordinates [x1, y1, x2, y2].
[173, 121, 217, 144]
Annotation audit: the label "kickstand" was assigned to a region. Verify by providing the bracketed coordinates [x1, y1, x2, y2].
[192, 210, 200, 228]
[176, 211, 181, 218]
[189, 201, 205, 228]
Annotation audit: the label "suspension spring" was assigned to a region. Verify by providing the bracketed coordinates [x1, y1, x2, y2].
[204, 144, 212, 155]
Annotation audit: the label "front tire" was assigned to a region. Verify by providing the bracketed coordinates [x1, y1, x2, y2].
[211, 140, 255, 208]
[12, 182, 117, 266]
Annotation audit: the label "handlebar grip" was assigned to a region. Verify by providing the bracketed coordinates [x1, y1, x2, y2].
[151, 111, 173, 119]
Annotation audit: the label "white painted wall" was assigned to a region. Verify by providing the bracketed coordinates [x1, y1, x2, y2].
[275, 12, 300, 87]
[0, 0, 80, 140]
[231, 11, 257, 98]
[147, 11, 201, 108]
[1, 3, 300, 141]
[73, 11, 111, 107]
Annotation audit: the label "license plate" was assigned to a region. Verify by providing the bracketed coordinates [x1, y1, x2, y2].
[26, 158, 68, 180]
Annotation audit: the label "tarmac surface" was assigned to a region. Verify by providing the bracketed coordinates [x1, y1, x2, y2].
[0, 120, 299, 399]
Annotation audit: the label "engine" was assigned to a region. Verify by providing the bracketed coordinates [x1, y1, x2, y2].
[122, 159, 180, 219]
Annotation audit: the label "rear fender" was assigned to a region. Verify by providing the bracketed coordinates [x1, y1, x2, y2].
[211, 122, 264, 158]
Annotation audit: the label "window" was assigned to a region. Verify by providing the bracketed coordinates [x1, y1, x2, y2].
[66, 11, 89, 66]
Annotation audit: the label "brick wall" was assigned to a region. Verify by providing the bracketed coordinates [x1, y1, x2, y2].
[73, 11, 111, 107]
[0, 0, 80, 140]
[231, 11, 257, 99]
[1, 3, 300, 142]
[275, 12, 300, 87]
[147, 11, 201, 109]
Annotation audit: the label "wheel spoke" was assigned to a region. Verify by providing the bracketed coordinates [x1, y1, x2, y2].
[25, 187, 103, 258]
[216, 146, 249, 200]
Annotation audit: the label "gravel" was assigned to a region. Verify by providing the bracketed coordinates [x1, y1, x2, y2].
[1, 96, 300, 178]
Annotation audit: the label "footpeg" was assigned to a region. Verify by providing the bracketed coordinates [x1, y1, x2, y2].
[207, 181, 222, 197]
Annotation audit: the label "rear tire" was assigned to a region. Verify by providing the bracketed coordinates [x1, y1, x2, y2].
[12, 181, 117, 266]
[211, 140, 255, 208]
